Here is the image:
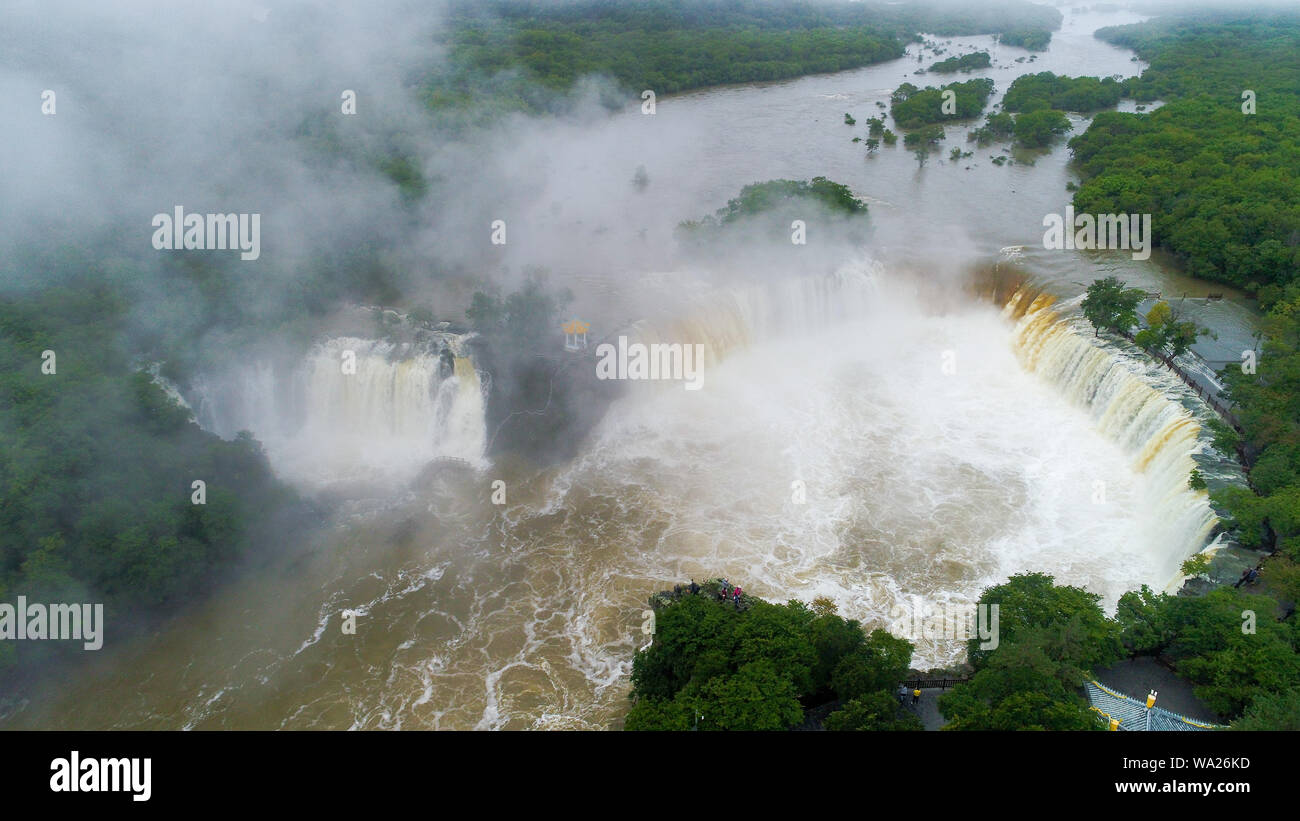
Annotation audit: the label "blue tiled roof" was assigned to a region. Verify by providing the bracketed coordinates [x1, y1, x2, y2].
[1086, 680, 1224, 731]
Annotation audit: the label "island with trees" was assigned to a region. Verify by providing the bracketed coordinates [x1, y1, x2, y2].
[928, 51, 992, 74]
[890, 78, 995, 129]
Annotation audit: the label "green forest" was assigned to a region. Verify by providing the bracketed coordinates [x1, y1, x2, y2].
[0, 280, 298, 673]
[429, 0, 1060, 113]
[942, 572, 1300, 728]
[1068, 13, 1300, 290]
[1212, 284, 1300, 629]
[625, 585, 921, 730]
[626, 569, 1300, 730]
[442, 19, 904, 98]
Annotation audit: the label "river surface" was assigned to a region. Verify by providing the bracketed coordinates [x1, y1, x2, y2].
[0, 7, 1262, 730]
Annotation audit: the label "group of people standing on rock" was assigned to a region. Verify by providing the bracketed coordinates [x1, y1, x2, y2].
[716, 579, 743, 609]
[670, 578, 744, 609]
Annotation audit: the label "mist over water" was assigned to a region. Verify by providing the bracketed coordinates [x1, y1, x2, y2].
[193, 336, 487, 490]
[2, 256, 1242, 730]
[0, 5, 1259, 730]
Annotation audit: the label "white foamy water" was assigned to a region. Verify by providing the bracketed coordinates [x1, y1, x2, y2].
[1, 261, 1241, 730]
[518, 262, 1228, 671]
[192, 336, 487, 488]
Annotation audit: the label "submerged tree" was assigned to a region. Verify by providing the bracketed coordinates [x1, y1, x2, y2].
[1012, 108, 1071, 148]
[1134, 300, 1208, 358]
[1081, 276, 1144, 337]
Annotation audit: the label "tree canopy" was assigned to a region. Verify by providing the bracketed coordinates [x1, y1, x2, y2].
[625, 588, 921, 731]
[1116, 586, 1300, 718]
[996, 29, 1052, 51]
[928, 51, 991, 74]
[1012, 108, 1072, 148]
[1069, 14, 1300, 290]
[431, 0, 1059, 114]
[1002, 72, 1123, 114]
[1080, 276, 1145, 337]
[941, 573, 1117, 731]
[891, 78, 995, 129]
[0, 281, 296, 674]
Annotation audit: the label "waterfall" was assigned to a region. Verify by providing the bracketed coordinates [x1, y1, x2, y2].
[192, 336, 488, 488]
[613, 262, 1237, 590]
[623, 260, 883, 366]
[1005, 288, 1229, 582]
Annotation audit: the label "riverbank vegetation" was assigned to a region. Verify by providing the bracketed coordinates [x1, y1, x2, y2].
[1214, 287, 1300, 564]
[1114, 585, 1300, 718]
[627, 566, 1300, 730]
[431, 0, 1060, 117]
[1133, 300, 1207, 358]
[0, 281, 299, 674]
[1081, 276, 1144, 337]
[625, 586, 921, 731]
[1068, 12, 1300, 290]
[940, 573, 1115, 730]
[967, 112, 1015, 146]
[939, 572, 1300, 728]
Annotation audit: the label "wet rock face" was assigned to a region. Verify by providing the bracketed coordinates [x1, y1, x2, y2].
[471, 336, 626, 467]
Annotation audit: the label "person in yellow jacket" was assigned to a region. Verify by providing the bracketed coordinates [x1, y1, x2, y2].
[912, 687, 921, 705]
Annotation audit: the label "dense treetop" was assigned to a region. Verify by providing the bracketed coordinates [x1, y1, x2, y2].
[996, 28, 1052, 51]
[625, 585, 921, 731]
[1068, 13, 1300, 290]
[928, 51, 991, 74]
[890, 77, 995, 129]
[431, 0, 1060, 111]
[1002, 72, 1124, 113]
[0, 282, 297, 674]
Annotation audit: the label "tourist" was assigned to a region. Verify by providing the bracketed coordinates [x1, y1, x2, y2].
[912, 688, 921, 705]
[689, 579, 700, 596]
[897, 684, 908, 705]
